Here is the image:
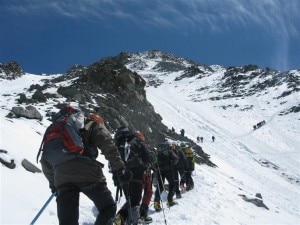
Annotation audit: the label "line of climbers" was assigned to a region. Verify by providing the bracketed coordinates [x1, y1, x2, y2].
[113, 129, 196, 225]
[37, 106, 196, 225]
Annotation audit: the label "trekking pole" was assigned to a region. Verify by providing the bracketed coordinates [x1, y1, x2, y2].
[123, 142, 134, 225]
[170, 161, 178, 197]
[30, 192, 56, 225]
[122, 182, 134, 225]
[179, 172, 187, 193]
[115, 186, 120, 202]
[155, 167, 168, 225]
[156, 165, 167, 193]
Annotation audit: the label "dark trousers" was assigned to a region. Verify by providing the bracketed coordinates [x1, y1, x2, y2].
[118, 168, 144, 223]
[57, 182, 116, 225]
[173, 167, 181, 195]
[178, 168, 186, 187]
[154, 168, 175, 202]
[185, 171, 194, 187]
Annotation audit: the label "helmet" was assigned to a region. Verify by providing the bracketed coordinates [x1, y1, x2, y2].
[115, 126, 135, 142]
[89, 113, 104, 125]
[157, 142, 171, 152]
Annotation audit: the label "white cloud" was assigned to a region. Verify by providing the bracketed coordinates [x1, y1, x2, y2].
[2, 0, 299, 38]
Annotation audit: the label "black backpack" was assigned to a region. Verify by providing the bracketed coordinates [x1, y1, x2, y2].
[114, 126, 144, 168]
[37, 106, 84, 167]
[156, 142, 171, 166]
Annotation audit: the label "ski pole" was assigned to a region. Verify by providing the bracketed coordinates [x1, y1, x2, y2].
[155, 168, 167, 225]
[30, 192, 56, 225]
[122, 143, 135, 225]
[115, 186, 120, 202]
[122, 182, 134, 225]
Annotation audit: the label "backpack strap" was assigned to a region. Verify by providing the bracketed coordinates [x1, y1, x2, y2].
[36, 125, 51, 163]
[36, 110, 74, 164]
[81, 120, 100, 159]
[83, 120, 97, 146]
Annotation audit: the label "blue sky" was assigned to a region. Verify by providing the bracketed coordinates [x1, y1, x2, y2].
[0, 0, 299, 74]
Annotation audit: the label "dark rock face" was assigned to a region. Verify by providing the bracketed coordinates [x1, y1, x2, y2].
[0, 61, 24, 79]
[67, 56, 176, 147]
[220, 66, 299, 100]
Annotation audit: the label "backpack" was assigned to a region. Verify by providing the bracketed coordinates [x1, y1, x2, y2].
[149, 148, 157, 166]
[114, 126, 145, 168]
[81, 113, 105, 160]
[156, 142, 171, 165]
[37, 106, 85, 167]
[182, 146, 195, 171]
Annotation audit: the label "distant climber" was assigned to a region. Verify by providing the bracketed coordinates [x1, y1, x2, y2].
[255, 120, 266, 129]
[180, 129, 185, 137]
[212, 136, 215, 142]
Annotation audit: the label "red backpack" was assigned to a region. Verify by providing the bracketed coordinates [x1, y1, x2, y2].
[37, 105, 85, 167]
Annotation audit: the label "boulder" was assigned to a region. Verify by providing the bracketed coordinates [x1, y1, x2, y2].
[9, 106, 43, 120]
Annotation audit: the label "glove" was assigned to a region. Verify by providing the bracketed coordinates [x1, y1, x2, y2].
[115, 168, 133, 185]
[151, 166, 158, 173]
[144, 163, 151, 172]
[112, 173, 119, 187]
[50, 184, 57, 196]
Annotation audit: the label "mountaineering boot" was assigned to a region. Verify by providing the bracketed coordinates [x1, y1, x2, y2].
[144, 216, 153, 223]
[138, 216, 153, 224]
[127, 206, 140, 225]
[114, 213, 125, 225]
[180, 184, 186, 193]
[167, 200, 178, 207]
[176, 192, 182, 199]
[154, 201, 162, 212]
[186, 184, 194, 191]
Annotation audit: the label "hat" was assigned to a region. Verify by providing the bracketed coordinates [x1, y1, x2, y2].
[89, 113, 104, 125]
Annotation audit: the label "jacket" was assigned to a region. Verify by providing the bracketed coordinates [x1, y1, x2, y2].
[156, 148, 179, 171]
